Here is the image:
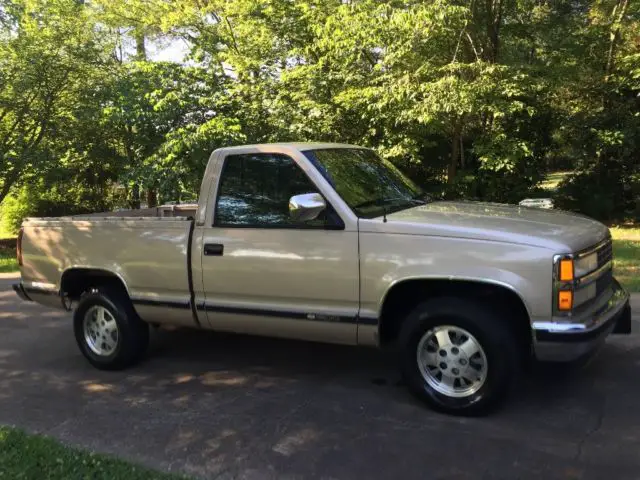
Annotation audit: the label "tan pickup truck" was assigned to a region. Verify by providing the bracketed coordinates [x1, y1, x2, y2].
[13, 143, 631, 415]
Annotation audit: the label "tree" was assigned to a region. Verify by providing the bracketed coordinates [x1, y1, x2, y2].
[105, 61, 246, 203]
[1, 0, 638, 223]
[0, 0, 114, 204]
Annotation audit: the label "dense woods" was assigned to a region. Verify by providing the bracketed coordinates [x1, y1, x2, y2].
[0, 0, 638, 232]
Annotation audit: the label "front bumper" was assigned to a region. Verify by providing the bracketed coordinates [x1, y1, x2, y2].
[533, 278, 631, 362]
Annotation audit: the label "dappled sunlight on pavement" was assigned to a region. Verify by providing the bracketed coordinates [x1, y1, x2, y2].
[2, 279, 640, 478]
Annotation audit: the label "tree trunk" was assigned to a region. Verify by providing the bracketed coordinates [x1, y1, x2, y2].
[146, 188, 157, 208]
[448, 120, 464, 184]
[448, 144, 458, 184]
[0, 178, 15, 206]
[130, 184, 141, 209]
[483, 0, 503, 63]
[605, 0, 630, 79]
[135, 30, 147, 61]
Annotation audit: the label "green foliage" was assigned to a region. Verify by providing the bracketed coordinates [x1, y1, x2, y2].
[554, 41, 640, 222]
[0, 182, 112, 235]
[0, 0, 638, 221]
[0, 188, 32, 235]
[555, 162, 640, 222]
[0, 426, 189, 479]
[611, 228, 640, 293]
[0, 247, 17, 273]
[0, 0, 117, 204]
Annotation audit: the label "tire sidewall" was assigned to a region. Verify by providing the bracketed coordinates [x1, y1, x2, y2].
[73, 293, 126, 367]
[400, 300, 516, 415]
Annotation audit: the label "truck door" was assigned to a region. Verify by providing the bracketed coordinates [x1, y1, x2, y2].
[197, 148, 360, 344]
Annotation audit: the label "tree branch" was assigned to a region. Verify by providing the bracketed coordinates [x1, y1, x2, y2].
[465, 33, 481, 61]
[452, 21, 468, 63]
[224, 17, 241, 55]
[605, 0, 630, 79]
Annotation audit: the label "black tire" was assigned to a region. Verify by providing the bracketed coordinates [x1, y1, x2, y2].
[397, 297, 519, 416]
[73, 287, 149, 370]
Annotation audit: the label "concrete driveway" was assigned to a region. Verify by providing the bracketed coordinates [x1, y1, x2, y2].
[2, 273, 640, 479]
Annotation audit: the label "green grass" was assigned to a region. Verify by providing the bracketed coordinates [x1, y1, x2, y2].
[540, 171, 572, 191]
[611, 227, 640, 293]
[0, 246, 17, 273]
[0, 426, 188, 480]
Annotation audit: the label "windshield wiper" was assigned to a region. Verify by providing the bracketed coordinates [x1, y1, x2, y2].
[353, 196, 426, 222]
[353, 196, 424, 210]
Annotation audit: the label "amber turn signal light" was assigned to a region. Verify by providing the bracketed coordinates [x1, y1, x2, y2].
[558, 290, 573, 311]
[559, 259, 574, 282]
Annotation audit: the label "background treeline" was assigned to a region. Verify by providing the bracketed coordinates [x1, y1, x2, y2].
[0, 0, 638, 233]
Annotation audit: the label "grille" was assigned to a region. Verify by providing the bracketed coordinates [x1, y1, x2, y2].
[588, 238, 614, 300]
[596, 239, 613, 267]
[595, 268, 613, 297]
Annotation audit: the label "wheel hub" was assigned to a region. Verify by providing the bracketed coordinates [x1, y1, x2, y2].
[83, 306, 119, 356]
[437, 345, 471, 378]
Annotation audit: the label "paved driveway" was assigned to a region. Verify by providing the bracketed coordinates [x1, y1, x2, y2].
[2, 274, 640, 479]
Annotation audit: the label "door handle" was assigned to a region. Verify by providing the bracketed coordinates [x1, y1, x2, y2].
[204, 243, 224, 256]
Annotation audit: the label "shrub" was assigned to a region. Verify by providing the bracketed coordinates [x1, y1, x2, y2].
[554, 162, 639, 222]
[0, 188, 35, 236]
[0, 183, 109, 235]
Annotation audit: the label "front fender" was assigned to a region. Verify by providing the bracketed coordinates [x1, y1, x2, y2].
[359, 233, 553, 321]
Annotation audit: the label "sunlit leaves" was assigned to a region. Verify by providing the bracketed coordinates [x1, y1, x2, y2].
[1, 0, 638, 220]
[0, 0, 114, 202]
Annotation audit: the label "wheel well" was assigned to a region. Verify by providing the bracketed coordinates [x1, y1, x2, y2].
[60, 268, 128, 300]
[378, 279, 532, 356]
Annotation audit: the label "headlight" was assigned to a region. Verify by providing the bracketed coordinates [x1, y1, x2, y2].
[575, 252, 598, 277]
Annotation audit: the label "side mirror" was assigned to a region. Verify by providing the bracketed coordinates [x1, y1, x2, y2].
[289, 193, 326, 223]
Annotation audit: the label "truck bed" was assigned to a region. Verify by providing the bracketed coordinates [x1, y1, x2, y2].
[20, 216, 194, 326]
[72, 204, 198, 219]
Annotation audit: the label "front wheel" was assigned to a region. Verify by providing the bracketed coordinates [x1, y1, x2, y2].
[398, 298, 519, 416]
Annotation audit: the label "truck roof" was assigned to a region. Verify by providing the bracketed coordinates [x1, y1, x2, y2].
[215, 142, 364, 153]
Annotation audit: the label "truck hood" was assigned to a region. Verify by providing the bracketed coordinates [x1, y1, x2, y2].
[370, 201, 608, 252]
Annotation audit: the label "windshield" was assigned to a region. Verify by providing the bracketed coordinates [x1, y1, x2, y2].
[303, 148, 425, 218]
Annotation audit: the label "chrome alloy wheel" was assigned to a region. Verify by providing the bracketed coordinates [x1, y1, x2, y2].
[416, 325, 488, 398]
[83, 306, 119, 356]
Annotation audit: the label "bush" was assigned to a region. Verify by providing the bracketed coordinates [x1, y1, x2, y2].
[554, 162, 640, 222]
[0, 183, 107, 235]
[0, 188, 35, 236]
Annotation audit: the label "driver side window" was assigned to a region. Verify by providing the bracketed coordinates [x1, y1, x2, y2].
[214, 153, 330, 228]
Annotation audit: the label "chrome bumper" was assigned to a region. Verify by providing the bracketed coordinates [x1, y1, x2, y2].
[533, 279, 631, 362]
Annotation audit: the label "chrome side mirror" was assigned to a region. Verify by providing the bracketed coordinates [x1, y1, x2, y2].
[289, 193, 326, 223]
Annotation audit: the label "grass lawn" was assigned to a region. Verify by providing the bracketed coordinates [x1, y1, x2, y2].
[611, 227, 640, 293]
[0, 426, 188, 480]
[0, 246, 17, 273]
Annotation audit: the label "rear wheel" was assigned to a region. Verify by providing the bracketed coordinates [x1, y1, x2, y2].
[73, 288, 149, 370]
[398, 297, 519, 416]
[83, 305, 120, 357]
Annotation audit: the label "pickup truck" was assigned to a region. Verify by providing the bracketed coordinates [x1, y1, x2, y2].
[13, 143, 631, 415]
